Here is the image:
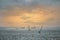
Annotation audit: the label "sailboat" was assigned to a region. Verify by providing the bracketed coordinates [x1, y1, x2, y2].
[28, 25, 31, 31]
[38, 24, 43, 33]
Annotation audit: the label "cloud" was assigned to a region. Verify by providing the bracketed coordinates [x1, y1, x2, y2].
[0, 6, 60, 27]
[0, 0, 60, 27]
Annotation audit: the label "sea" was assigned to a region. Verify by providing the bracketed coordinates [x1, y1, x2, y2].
[0, 27, 60, 40]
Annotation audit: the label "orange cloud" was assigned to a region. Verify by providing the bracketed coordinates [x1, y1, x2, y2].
[0, 6, 59, 27]
[3, 12, 55, 27]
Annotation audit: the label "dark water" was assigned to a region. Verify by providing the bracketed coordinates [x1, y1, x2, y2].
[0, 29, 60, 40]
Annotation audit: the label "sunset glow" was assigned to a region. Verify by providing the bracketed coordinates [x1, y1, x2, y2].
[0, 0, 60, 28]
[1, 8, 56, 27]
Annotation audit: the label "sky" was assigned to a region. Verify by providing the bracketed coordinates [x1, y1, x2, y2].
[0, 0, 60, 29]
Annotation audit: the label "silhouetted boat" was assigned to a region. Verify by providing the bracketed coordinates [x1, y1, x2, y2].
[38, 25, 43, 33]
[28, 25, 31, 31]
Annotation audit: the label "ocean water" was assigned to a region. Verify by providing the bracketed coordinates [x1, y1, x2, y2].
[0, 28, 60, 40]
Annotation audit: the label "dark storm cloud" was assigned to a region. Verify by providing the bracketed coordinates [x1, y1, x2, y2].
[0, 0, 60, 9]
[0, 0, 60, 8]
[52, 0, 60, 2]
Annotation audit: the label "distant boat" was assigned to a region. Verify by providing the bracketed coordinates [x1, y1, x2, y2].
[28, 25, 31, 31]
[38, 25, 43, 33]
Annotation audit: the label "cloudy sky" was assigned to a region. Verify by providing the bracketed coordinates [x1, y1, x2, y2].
[0, 0, 60, 29]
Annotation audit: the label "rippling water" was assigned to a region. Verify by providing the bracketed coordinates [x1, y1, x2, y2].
[0, 28, 60, 40]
